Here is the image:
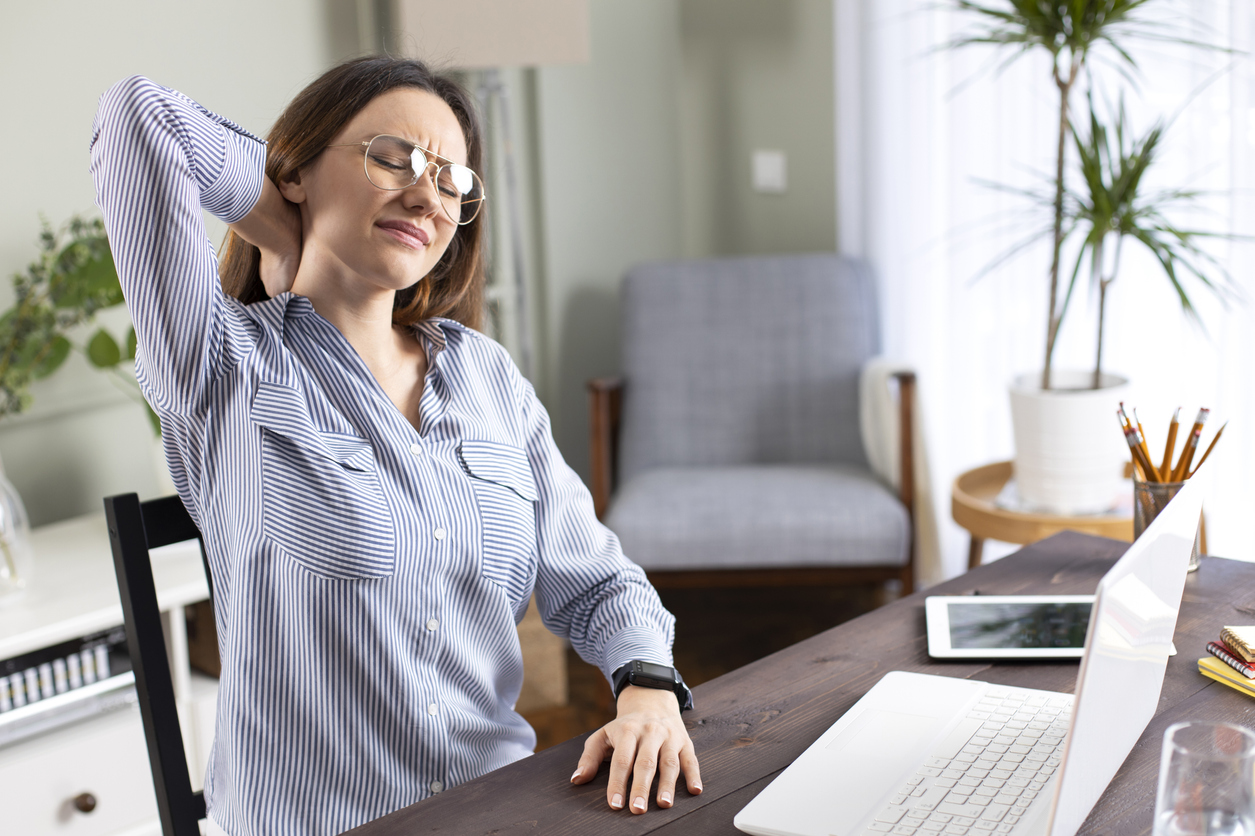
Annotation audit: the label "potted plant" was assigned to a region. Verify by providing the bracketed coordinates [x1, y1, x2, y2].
[1063, 96, 1239, 389]
[0, 215, 149, 601]
[0, 215, 151, 427]
[953, 0, 1222, 513]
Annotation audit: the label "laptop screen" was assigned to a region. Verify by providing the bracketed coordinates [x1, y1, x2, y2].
[1045, 476, 1203, 836]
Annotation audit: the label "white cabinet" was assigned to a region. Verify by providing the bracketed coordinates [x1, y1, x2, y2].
[1, 702, 159, 835]
[0, 513, 216, 835]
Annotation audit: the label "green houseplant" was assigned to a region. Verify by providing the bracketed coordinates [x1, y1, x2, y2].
[1061, 96, 1239, 388]
[952, 0, 1228, 514]
[0, 215, 152, 430]
[952, 0, 1157, 390]
[0, 214, 150, 601]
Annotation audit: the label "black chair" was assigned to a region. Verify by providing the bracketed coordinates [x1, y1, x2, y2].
[105, 493, 209, 836]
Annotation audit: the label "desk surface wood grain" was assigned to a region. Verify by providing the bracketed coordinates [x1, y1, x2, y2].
[345, 532, 1255, 836]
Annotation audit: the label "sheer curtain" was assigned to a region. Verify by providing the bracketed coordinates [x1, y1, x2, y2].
[835, 0, 1255, 580]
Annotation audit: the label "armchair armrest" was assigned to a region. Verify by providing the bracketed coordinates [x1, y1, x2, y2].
[891, 371, 915, 514]
[587, 377, 623, 520]
[891, 370, 916, 594]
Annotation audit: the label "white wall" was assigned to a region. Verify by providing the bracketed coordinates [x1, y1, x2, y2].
[0, 0, 355, 525]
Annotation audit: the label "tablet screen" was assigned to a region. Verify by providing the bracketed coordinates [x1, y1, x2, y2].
[947, 600, 1092, 649]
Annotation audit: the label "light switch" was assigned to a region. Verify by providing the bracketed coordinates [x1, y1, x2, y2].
[752, 149, 787, 193]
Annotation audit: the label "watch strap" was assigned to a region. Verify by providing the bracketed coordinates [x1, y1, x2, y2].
[611, 661, 694, 712]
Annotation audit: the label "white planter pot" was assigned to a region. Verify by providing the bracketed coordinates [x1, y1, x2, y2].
[1009, 370, 1130, 515]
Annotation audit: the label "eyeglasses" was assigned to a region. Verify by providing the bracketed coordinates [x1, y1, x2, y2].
[327, 135, 486, 225]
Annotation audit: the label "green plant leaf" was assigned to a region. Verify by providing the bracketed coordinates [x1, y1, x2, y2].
[125, 327, 137, 360]
[31, 336, 71, 379]
[87, 328, 121, 368]
[51, 250, 123, 312]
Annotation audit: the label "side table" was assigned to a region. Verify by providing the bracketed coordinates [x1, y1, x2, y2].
[952, 461, 1133, 569]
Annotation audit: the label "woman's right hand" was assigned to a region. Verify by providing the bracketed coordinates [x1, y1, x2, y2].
[229, 177, 302, 297]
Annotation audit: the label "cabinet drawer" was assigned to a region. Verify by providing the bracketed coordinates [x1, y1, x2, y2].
[0, 702, 158, 835]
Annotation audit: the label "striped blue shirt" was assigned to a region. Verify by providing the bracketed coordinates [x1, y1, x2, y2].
[90, 76, 676, 836]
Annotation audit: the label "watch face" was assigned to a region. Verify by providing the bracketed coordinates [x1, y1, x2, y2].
[637, 662, 677, 682]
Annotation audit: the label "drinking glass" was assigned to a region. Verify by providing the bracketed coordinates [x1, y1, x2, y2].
[1154, 721, 1255, 836]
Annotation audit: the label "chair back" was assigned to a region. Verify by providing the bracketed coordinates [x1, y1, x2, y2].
[617, 253, 881, 484]
[104, 493, 207, 836]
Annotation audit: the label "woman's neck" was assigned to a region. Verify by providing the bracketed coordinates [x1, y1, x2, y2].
[290, 265, 429, 430]
[289, 264, 407, 371]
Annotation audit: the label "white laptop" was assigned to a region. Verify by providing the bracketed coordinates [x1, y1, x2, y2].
[734, 474, 1204, 836]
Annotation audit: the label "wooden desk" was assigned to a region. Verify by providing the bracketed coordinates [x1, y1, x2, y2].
[347, 532, 1254, 836]
[952, 462, 1133, 569]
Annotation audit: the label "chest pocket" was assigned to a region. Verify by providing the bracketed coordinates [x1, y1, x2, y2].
[251, 381, 396, 580]
[458, 440, 539, 604]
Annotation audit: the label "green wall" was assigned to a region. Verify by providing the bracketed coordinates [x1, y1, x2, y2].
[0, 0, 838, 522]
[532, 0, 838, 480]
[0, 0, 352, 524]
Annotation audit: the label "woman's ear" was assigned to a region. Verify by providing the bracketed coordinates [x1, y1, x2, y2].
[278, 171, 306, 204]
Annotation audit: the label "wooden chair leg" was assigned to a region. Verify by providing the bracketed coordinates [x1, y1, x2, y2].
[968, 536, 985, 570]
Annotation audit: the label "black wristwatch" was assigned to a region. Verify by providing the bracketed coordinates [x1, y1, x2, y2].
[611, 660, 694, 712]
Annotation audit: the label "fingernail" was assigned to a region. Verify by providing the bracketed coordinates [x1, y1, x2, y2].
[661, 791, 673, 805]
[570, 769, 581, 783]
[632, 797, 646, 812]
[611, 793, 623, 809]
[694, 781, 703, 793]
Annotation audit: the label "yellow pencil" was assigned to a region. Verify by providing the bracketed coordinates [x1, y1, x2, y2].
[1159, 407, 1180, 481]
[1134, 409, 1155, 480]
[1189, 421, 1227, 478]
[1172, 408, 1210, 481]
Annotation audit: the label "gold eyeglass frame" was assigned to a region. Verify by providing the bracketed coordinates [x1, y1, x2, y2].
[327, 134, 486, 225]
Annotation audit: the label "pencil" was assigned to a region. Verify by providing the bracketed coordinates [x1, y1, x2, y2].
[1160, 407, 1180, 481]
[1188, 421, 1226, 477]
[1133, 409, 1155, 479]
[1119, 413, 1158, 482]
[1132, 425, 1159, 482]
[1171, 408, 1210, 481]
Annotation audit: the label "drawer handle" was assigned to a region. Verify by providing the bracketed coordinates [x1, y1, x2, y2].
[73, 793, 98, 813]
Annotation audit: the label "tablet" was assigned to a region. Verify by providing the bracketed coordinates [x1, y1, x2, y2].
[925, 595, 1095, 659]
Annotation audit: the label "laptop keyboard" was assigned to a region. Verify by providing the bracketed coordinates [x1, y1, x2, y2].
[860, 687, 1073, 836]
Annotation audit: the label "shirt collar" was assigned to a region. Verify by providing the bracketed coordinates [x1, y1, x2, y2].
[413, 319, 449, 364]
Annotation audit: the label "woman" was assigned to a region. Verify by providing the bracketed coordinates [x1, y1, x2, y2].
[91, 56, 700, 836]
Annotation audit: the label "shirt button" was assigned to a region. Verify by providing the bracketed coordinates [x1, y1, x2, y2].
[427, 703, 438, 715]
[409, 442, 422, 456]
[426, 618, 439, 632]
[430, 780, 444, 794]
[433, 527, 446, 541]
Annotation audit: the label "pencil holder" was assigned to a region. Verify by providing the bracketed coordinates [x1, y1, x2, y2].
[1132, 478, 1201, 572]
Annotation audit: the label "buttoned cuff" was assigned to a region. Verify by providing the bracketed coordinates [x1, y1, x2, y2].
[200, 123, 267, 225]
[600, 627, 674, 685]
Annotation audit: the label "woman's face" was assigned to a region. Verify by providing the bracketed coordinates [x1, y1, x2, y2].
[284, 87, 469, 296]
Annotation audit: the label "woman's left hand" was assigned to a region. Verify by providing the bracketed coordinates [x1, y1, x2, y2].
[570, 685, 702, 814]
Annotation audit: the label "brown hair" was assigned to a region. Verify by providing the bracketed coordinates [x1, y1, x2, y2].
[219, 56, 484, 330]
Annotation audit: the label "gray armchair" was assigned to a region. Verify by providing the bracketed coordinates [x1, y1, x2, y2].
[588, 253, 916, 593]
